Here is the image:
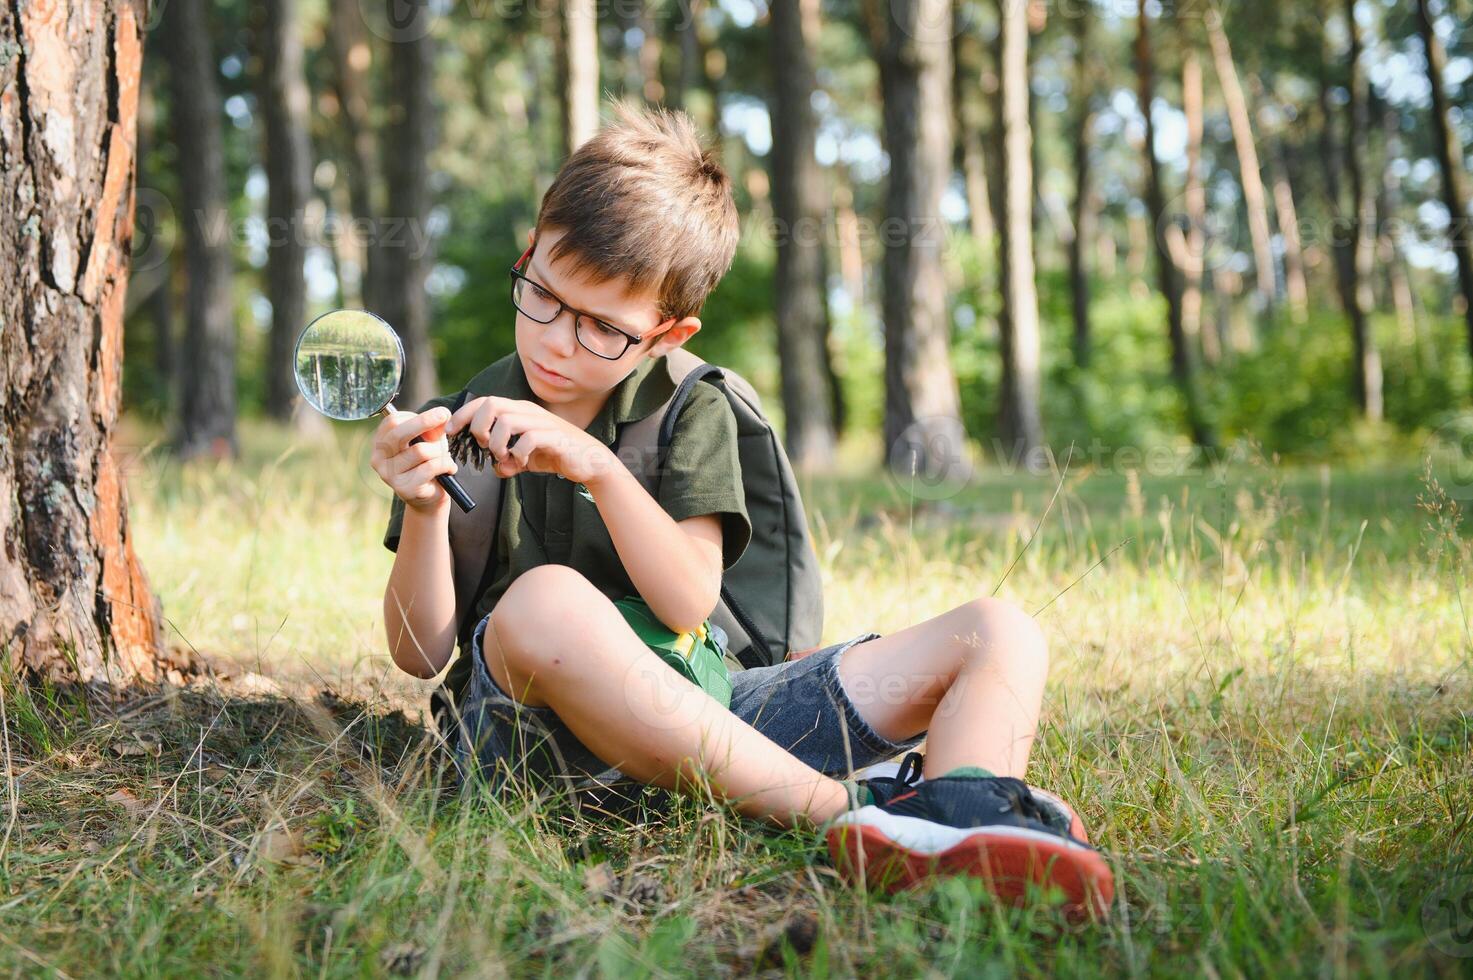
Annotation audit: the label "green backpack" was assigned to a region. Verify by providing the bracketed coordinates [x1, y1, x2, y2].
[442, 348, 825, 671]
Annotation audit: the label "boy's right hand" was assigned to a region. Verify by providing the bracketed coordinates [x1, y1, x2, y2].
[371, 407, 459, 513]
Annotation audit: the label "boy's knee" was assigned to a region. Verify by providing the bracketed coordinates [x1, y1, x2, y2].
[491, 564, 600, 662]
[963, 596, 1048, 672]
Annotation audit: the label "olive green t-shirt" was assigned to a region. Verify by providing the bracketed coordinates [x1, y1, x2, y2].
[383, 351, 752, 708]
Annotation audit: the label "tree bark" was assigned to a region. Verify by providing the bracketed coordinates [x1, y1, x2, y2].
[995, 0, 1045, 463]
[769, 0, 837, 470]
[1415, 0, 1473, 371]
[327, 0, 381, 312]
[257, 0, 314, 422]
[160, 0, 237, 460]
[562, 0, 600, 155]
[1066, 3, 1096, 369]
[1, 0, 170, 683]
[952, 18, 995, 249]
[1180, 45, 1207, 356]
[1342, 0, 1384, 421]
[1377, 105, 1419, 351]
[1205, 13, 1276, 310]
[377, 18, 438, 409]
[1136, 0, 1215, 450]
[1267, 121, 1309, 322]
[864, 0, 967, 479]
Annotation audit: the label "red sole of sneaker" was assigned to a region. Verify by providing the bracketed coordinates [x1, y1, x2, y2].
[826, 822, 1115, 919]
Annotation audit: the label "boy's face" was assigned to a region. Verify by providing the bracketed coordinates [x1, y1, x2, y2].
[513, 226, 701, 411]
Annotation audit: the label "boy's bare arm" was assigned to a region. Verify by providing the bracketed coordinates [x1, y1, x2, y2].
[383, 503, 458, 678]
[373, 407, 461, 678]
[585, 462, 722, 634]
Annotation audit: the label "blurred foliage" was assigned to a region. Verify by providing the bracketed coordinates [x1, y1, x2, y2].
[122, 0, 1473, 464]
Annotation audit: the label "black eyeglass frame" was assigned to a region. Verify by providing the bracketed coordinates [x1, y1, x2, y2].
[508, 243, 661, 361]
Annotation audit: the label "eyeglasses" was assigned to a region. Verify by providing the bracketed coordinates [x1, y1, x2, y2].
[509, 243, 657, 361]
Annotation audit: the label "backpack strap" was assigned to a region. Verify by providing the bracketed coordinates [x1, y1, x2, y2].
[615, 348, 721, 497]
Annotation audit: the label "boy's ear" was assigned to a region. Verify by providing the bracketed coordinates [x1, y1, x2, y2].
[647, 316, 701, 358]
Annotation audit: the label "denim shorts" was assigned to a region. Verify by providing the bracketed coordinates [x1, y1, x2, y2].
[444, 612, 925, 796]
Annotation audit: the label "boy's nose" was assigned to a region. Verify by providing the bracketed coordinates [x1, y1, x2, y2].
[544, 309, 579, 357]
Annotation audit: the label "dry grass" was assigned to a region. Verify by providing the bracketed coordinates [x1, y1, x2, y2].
[0, 416, 1468, 976]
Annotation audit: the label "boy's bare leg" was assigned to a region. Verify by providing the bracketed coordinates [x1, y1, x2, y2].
[834, 596, 1048, 779]
[481, 564, 851, 827]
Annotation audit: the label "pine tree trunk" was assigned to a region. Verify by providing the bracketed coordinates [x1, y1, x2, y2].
[1377, 106, 1418, 349]
[865, 0, 967, 479]
[769, 0, 837, 470]
[1268, 129, 1309, 322]
[1343, 0, 1384, 421]
[952, 20, 995, 248]
[1206, 13, 1276, 310]
[160, 0, 237, 460]
[995, 0, 1045, 463]
[563, 0, 600, 155]
[1066, 6, 1096, 369]
[1, 0, 171, 684]
[327, 0, 381, 312]
[257, 0, 314, 422]
[378, 19, 438, 409]
[1180, 46, 1207, 354]
[1415, 0, 1473, 371]
[1137, 0, 1215, 450]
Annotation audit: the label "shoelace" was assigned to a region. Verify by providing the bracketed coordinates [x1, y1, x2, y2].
[894, 751, 925, 787]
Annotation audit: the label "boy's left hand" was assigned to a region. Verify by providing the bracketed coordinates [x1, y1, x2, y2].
[446, 396, 618, 486]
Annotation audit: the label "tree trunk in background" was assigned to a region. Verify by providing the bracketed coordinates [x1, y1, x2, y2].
[1268, 125, 1309, 322]
[563, 0, 600, 155]
[1342, 0, 1384, 421]
[769, 0, 837, 470]
[1377, 106, 1419, 351]
[134, 75, 176, 411]
[327, 0, 381, 312]
[834, 174, 866, 305]
[160, 0, 237, 460]
[995, 0, 1045, 463]
[377, 20, 438, 410]
[864, 0, 966, 479]
[1, 0, 173, 683]
[952, 19, 995, 250]
[1180, 46, 1208, 358]
[257, 0, 314, 422]
[1136, 0, 1215, 451]
[1206, 14, 1275, 311]
[1066, 5, 1096, 369]
[1416, 0, 1473, 371]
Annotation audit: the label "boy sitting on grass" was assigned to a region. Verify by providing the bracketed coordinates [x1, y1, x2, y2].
[375, 101, 1112, 914]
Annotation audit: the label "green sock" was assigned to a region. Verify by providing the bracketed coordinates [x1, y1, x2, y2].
[938, 765, 996, 780]
[842, 779, 875, 808]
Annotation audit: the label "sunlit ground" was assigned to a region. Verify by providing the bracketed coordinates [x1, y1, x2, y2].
[1, 413, 1466, 975]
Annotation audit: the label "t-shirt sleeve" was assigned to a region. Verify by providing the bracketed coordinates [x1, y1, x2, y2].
[656, 381, 752, 570]
[383, 392, 459, 553]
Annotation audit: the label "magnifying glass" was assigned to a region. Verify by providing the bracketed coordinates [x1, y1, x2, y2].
[293, 309, 475, 512]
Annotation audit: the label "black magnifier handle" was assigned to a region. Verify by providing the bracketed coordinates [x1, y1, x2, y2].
[386, 402, 476, 513]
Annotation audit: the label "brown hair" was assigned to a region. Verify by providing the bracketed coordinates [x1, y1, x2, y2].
[535, 99, 739, 321]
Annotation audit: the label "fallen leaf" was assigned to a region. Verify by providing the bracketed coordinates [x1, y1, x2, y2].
[107, 788, 146, 817]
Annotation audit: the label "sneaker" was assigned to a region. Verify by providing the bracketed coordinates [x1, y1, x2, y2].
[829, 752, 1114, 917]
[855, 752, 1093, 844]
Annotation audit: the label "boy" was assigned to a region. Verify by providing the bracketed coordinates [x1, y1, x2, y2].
[375, 102, 1112, 913]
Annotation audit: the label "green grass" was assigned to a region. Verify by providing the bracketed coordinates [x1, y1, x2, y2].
[1, 415, 1470, 976]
